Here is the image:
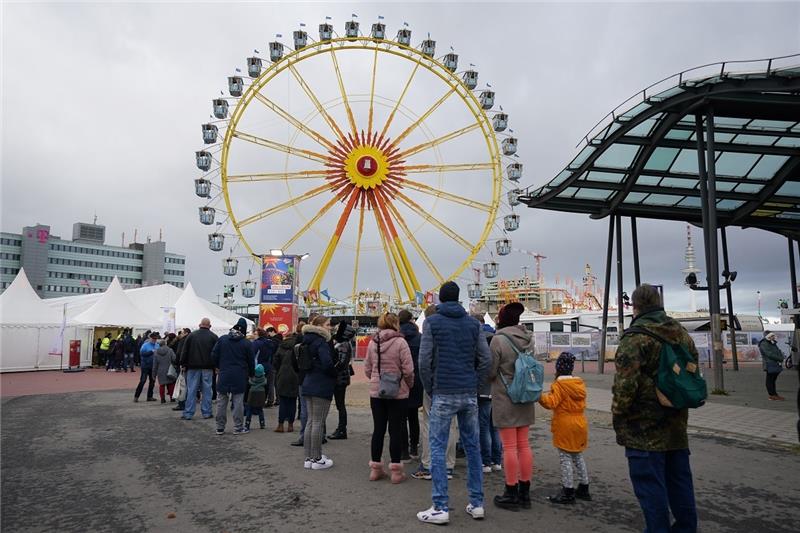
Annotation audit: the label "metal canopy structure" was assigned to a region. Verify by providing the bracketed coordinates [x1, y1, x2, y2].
[520, 55, 800, 391]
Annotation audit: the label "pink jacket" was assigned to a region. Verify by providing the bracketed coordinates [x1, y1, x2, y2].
[364, 329, 415, 399]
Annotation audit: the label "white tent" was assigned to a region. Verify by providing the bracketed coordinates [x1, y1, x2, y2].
[0, 269, 93, 372]
[73, 278, 160, 328]
[484, 312, 496, 329]
[174, 282, 234, 332]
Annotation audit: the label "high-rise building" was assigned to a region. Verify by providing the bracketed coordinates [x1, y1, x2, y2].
[0, 221, 186, 298]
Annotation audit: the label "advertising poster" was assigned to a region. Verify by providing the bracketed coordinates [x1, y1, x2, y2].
[354, 335, 372, 360]
[161, 306, 176, 334]
[259, 303, 297, 336]
[261, 255, 299, 304]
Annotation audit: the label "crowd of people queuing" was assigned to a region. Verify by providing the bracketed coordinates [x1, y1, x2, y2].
[126, 282, 700, 530]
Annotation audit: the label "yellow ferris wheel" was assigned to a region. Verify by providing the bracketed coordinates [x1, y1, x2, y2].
[194, 17, 524, 304]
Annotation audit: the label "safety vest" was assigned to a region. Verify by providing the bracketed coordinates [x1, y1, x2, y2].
[100, 337, 111, 351]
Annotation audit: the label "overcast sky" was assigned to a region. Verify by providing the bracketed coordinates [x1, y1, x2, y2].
[2, 1, 798, 316]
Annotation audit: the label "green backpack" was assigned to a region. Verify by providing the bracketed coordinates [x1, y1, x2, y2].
[626, 327, 707, 409]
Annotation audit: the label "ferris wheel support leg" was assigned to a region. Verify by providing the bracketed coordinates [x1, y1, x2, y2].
[351, 203, 366, 304]
[382, 198, 445, 285]
[370, 197, 403, 302]
[373, 190, 422, 298]
[307, 187, 360, 293]
[369, 192, 417, 302]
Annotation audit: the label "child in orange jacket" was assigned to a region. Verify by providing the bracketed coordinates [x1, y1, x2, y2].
[538, 352, 591, 504]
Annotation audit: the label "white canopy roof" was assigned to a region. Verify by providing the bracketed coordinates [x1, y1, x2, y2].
[73, 278, 160, 328]
[174, 282, 234, 331]
[0, 268, 63, 325]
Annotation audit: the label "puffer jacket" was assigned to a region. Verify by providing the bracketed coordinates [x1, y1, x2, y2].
[419, 301, 491, 396]
[489, 325, 536, 428]
[152, 345, 177, 385]
[539, 376, 588, 452]
[139, 340, 158, 370]
[212, 329, 255, 394]
[333, 324, 356, 388]
[759, 338, 784, 373]
[364, 329, 415, 399]
[274, 333, 300, 398]
[300, 325, 336, 400]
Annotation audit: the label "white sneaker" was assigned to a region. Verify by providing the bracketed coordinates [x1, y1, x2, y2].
[482, 465, 492, 473]
[492, 463, 503, 472]
[311, 457, 333, 470]
[417, 506, 449, 525]
[466, 503, 485, 520]
[303, 458, 312, 469]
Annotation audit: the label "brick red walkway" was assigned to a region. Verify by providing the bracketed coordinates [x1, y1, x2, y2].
[1, 368, 140, 398]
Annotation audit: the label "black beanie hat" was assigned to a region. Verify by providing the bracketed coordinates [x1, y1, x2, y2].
[439, 281, 460, 303]
[233, 317, 247, 333]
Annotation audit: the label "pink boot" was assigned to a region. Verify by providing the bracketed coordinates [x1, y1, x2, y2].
[369, 461, 386, 481]
[390, 462, 406, 484]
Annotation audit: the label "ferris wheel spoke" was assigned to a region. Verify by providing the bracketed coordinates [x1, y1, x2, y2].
[394, 190, 474, 252]
[395, 123, 482, 159]
[238, 182, 336, 228]
[288, 62, 349, 145]
[307, 188, 361, 292]
[367, 48, 379, 136]
[227, 169, 335, 183]
[378, 62, 421, 141]
[281, 189, 349, 250]
[329, 48, 359, 139]
[397, 179, 492, 212]
[379, 190, 445, 285]
[368, 194, 403, 302]
[252, 92, 338, 152]
[401, 162, 495, 174]
[372, 190, 421, 299]
[232, 131, 330, 164]
[390, 87, 456, 148]
[351, 200, 366, 303]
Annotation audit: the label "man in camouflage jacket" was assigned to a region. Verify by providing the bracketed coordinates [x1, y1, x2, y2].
[612, 284, 698, 533]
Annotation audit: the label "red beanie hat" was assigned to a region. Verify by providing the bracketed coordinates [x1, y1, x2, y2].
[497, 302, 525, 329]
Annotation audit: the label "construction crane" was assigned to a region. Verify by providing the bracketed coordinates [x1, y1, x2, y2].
[512, 249, 547, 285]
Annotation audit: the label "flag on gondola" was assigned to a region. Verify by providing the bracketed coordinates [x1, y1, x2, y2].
[254, 49, 260, 54]
[378, 15, 384, 20]
[325, 16, 332, 20]
[351, 13, 358, 18]
[487, 83, 492, 88]
[321, 289, 331, 301]
[276, 34, 282, 38]
[403, 21, 409, 26]
[235, 68, 241, 73]
[300, 22, 306, 27]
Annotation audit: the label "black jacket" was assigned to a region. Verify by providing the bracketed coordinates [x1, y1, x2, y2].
[400, 321, 423, 408]
[179, 328, 219, 369]
[333, 324, 356, 388]
[274, 333, 300, 398]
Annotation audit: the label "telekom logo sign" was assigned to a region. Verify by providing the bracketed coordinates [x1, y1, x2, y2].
[37, 229, 49, 244]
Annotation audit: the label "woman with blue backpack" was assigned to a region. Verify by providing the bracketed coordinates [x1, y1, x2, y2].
[488, 302, 538, 512]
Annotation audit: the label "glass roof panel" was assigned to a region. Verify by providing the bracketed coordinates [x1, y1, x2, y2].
[776, 181, 800, 197]
[715, 132, 736, 143]
[731, 134, 779, 146]
[550, 170, 573, 187]
[716, 199, 744, 210]
[665, 129, 693, 140]
[557, 187, 579, 199]
[747, 119, 796, 131]
[568, 146, 595, 170]
[625, 192, 649, 203]
[644, 147, 680, 171]
[573, 188, 614, 201]
[642, 194, 682, 206]
[638, 175, 662, 186]
[649, 86, 683, 102]
[714, 152, 759, 177]
[670, 149, 699, 174]
[626, 118, 660, 137]
[775, 137, 800, 148]
[715, 181, 737, 192]
[714, 117, 751, 127]
[748, 155, 789, 180]
[678, 197, 703, 208]
[620, 101, 651, 119]
[593, 143, 640, 169]
[734, 183, 764, 194]
[586, 171, 626, 183]
[661, 177, 698, 189]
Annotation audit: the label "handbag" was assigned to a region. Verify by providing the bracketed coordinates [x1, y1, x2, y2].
[167, 364, 178, 381]
[174, 373, 187, 402]
[376, 334, 402, 399]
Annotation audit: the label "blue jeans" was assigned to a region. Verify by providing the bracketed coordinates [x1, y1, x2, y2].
[478, 399, 502, 466]
[626, 448, 697, 533]
[184, 369, 213, 419]
[429, 393, 483, 511]
[298, 387, 308, 437]
[124, 352, 134, 371]
[244, 405, 265, 427]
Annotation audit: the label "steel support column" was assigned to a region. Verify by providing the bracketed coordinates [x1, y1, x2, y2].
[695, 114, 712, 369]
[616, 215, 625, 339]
[705, 109, 725, 392]
[631, 217, 641, 287]
[598, 215, 615, 374]
[721, 226, 739, 371]
[790, 238, 799, 325]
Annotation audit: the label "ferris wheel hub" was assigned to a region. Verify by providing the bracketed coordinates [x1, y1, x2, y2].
[343, 144, 391, 189]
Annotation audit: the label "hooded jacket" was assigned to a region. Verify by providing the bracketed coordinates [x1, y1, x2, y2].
[539, 375, 588, 452]
[419, 301, 491, 396]
[253, 335, 279, 372]
[274, 333, 300, 398]
[333, 323, 356, 388]
[152, 345, 177, 385]
[488, 325, 536, 428]
[212, 328, 255, 394]
[179, 328, 219, 369]
[300, 325, 336, 400]
[400, 321, 423, 408]
[612, 308, 698, 451]
[364, 329, 415, 399]
[758, 337, 784, 373]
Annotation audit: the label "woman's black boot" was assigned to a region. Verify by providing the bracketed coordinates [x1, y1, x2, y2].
[493, 484, 520, 511]
[518, 480, 531, 509]
[576, 483, 592, 501]
[548, 486, 576, 504]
